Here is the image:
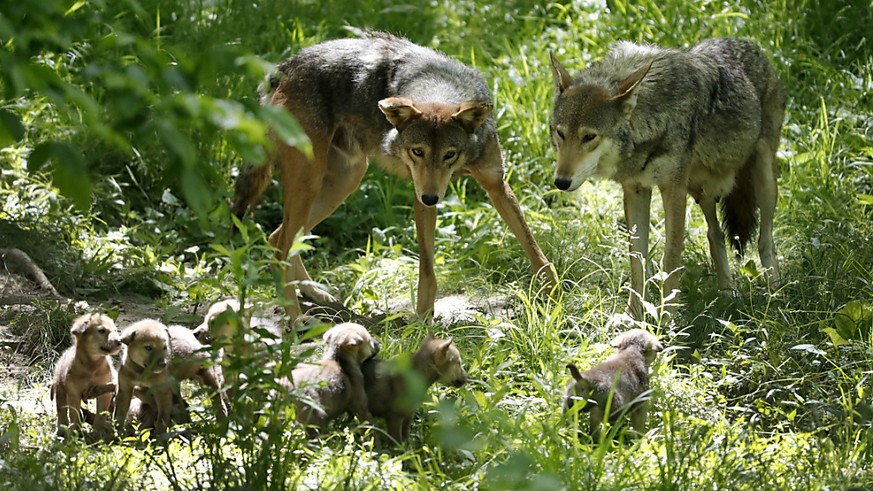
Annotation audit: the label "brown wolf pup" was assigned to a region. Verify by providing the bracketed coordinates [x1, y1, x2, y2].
[564, 329, 664, 439]
[51, 313, 122, 438]
[115, 319, 227, 434]
[549, 38, 785, 321]
[286, 322, 381, 433]
[233, 32, 557, 322]
[362, 333, 468, 443]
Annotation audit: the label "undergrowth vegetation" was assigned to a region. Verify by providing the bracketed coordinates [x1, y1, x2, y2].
[1, 0, 872, 489]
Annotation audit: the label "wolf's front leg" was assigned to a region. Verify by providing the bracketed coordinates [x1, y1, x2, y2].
[658, 182, 688, 321]
[622, 184, 652, 321]
[114, 380, 134, 433]
[471, 148, 558, 294]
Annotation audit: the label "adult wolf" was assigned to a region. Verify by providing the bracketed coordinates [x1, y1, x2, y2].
[549, 38, 785, 321]
[234, 33, 557, 322]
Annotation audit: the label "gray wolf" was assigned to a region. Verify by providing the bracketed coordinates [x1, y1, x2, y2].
[114, 320, 227, 434]
[232, 32, 557, 322]
[549, 38, 785, 320]
[362, 333, 467, 443]
[286, 322, 381, 433]
[51, 313, 122, 438]
[564, 329, 664, 439]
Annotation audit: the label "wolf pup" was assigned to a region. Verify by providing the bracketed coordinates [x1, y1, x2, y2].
[549, 38, 785, 320]
[51, 313, 122, 438]
[192, 299, 283, 352]
[362, 333, 468, 443]
[83, 385, 190, 430]
[564, 329, 664, 439]
[115, 319, 227, 434]
[233, 32, 557, 322]
[287, 322, 381, 433]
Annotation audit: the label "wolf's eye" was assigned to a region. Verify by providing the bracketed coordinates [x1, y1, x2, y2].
[411, 148, 425, 157]
[144, 345, 153, 352]
[581, 133, 597, 143]
[98, 328, 106, 334]
[556, 129, 565, 140]
[443, 151, 456, 161]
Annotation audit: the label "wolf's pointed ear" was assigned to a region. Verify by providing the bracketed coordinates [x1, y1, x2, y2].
[379, 97, 422, 131]
[567, 363, 584, 381]
[612, 59, 653, 117]
[452, 101, 492, 132]
[549, 51, 573, 95]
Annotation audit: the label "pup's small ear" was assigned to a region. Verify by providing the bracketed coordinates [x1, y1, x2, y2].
[322, 327, 337, 345]
[611, 58, 652, 118]
[70, 315, 91, 336]
[344, 333, 364, 348]
[120, 329, 136, 345]
[379, 97, 422, 131]
[609, 335, 625, 350]
[549, 51, 573, 95]
[452, 101, 492, 132]
[567, 363, 584, 381]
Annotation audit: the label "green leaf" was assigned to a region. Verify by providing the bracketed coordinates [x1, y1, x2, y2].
[260, 105, 311, 157]
[857, 193, 873, 206]
[833, 300, 873, 341]
[0, 109, 25, 148]
[30, 141, 92, 210]
[790, 344, 826, 356]
[821, 327, 849, 347]
[180, 165, 213, 216]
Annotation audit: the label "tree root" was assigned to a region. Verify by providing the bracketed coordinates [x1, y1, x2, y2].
[0, 247, 61, 298]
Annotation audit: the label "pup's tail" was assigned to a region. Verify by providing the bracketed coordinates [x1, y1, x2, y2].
[720, 161, 757, 256]
[231, 160, 273, 221]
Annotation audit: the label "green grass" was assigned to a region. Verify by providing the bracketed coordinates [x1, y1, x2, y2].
[2, 0, 873, 489]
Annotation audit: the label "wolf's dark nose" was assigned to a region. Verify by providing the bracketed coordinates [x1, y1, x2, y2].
[420, 194, 439, 206]
[554, 178, 572, 191]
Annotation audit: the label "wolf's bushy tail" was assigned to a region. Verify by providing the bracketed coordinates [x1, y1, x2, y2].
[232, 71, 283, 221]
[232, 161, 273, 220]
[720, 160, 757, 256]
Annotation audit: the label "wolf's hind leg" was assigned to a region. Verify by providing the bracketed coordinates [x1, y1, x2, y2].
[272, 141, 329, 322]
[295, 149, 369, 306]
[699, 196, 734, 291]
[751, 139, 780, 285]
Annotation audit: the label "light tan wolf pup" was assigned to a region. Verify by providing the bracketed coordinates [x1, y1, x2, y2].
[232, 32, 557, 322]
[287, 322, 381, 433]
[115, 319, 227, 434]
[51, 313, 122, 438]
[564, 329, 664, 439]
[362, 333, 468, 443]
[549, 38, 785, 321]
[192, 299, 284, 393]
[192, 298, 283, 353]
